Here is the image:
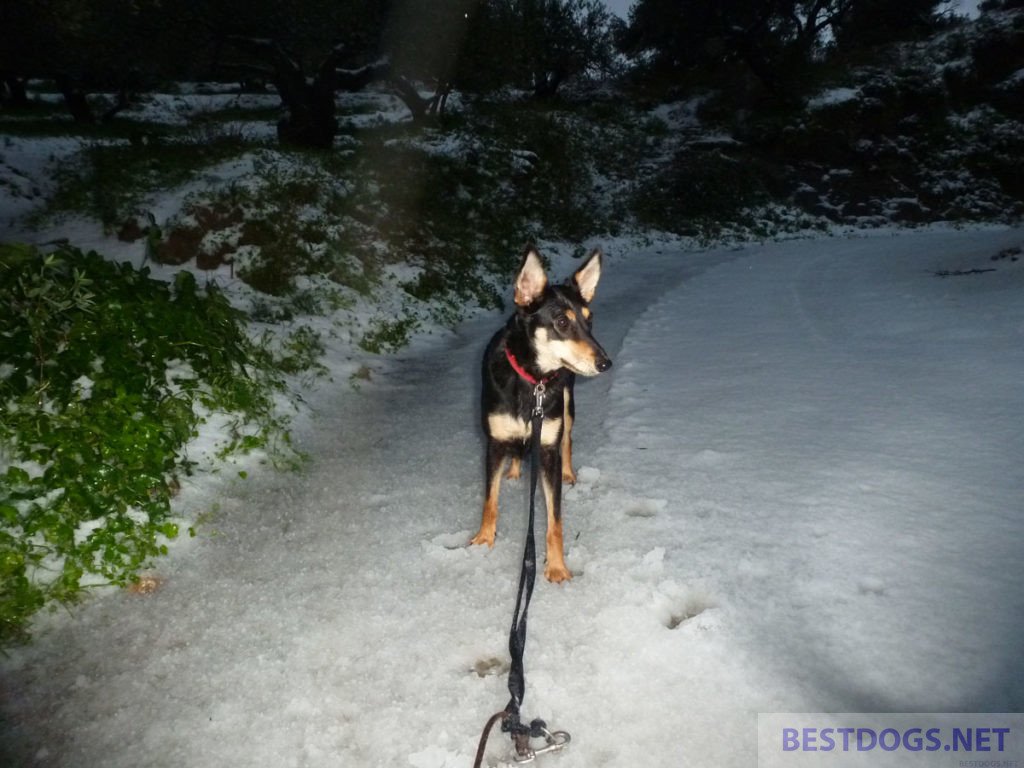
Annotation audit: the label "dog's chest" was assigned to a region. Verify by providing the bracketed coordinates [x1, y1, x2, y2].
[487, 412, 563, 446]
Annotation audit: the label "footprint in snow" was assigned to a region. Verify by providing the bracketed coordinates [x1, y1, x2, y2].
[665, 603, 713, 630]
[653, 579, 718, 631]
[421, 532, 477, 563]
[565, 465, 601, 501]
[428, 531, 474, 550]
[626, 498, 667, 518]
[858, 576, 887, 596]
[693, 501, 719, 520]
[684, 448, 732, 468]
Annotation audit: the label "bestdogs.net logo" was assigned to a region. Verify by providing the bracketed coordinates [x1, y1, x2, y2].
[758, 714, 1023, 767]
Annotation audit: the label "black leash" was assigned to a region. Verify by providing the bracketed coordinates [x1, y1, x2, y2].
[473, 383, 570, 766]
[503, 385, 544, 733]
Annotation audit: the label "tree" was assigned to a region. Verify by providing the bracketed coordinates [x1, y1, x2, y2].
[833, 0, 944, 50]
[619, 0, 942, 96]
[0, 0, 160, 122]
[225, 37, 395, 148]
[0, 0, 389, 125]
[518, 0, 618, 97]
[506, 0, 618, 97]
[619, 0, 793, 90]
[446, 0, 618, 99]
[219, 1, 476, 146]
[380, 0, 476, 105]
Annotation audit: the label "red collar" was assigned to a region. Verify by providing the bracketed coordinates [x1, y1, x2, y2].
[505, 346, 557, 387]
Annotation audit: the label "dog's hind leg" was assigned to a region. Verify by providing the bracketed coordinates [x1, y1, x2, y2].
[561, 387, 577, 485]
[471, 440, 506, 548]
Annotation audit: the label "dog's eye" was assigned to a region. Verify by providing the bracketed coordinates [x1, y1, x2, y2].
[555, 315, 570, 330]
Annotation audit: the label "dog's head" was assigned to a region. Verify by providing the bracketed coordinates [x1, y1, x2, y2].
[514, 247, 612, 377]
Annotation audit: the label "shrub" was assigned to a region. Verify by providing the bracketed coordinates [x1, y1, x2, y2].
[0, 244, 287, 644]
[631, 149, 785, 235]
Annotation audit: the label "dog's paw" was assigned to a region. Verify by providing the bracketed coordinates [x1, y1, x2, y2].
[544, 563, 573, 583]
[469, 530, 496, 548]
[561, 466, 577, 485]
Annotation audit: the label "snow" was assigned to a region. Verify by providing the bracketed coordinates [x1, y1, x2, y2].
[0, 136, 86, 228]
[807, 87, 860, 110]
[2, 225, 1023, 767]
[122, 92, 282, 127]
[649, 97, 707, 130]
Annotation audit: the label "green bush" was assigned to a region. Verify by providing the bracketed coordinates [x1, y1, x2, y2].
[0, 244, 287, 644]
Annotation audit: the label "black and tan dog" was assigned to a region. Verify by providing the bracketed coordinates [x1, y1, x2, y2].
[470, 247, 611, 582]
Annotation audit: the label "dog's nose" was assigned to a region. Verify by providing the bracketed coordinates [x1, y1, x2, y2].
[596, 358, 612, 373]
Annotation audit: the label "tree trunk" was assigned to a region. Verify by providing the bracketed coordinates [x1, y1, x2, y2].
[226, 36, 336, 148]
[533, 68, 565, 99]
[277, 78, 337, 148]
[225, 37, 442, 145]
[55, 75, 97, 124]
[435, 83, 453, 118]
[389, 75, 432, 122]
[100, 86, 132, 122]
[1, 76, 29, 108]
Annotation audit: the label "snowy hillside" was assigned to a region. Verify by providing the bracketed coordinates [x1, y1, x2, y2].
[2, 225, 1022, 767]
[671, 6, 1024, 231]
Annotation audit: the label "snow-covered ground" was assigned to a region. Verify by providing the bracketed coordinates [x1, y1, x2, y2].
[2, 224, 1022, 767]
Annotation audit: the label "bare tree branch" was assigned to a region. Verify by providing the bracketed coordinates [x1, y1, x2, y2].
[335, 57, 393, 91]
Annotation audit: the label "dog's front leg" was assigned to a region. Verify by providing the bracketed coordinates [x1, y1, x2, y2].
[471, 439, 506, 547]
[541, 446, 571, 583]
[561, 386, 577, 485]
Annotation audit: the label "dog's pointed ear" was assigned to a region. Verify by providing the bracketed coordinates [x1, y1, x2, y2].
[572, 248, 602, 303]
[515, 248, 548, 306]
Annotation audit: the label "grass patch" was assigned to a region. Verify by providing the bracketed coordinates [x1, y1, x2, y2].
[38, 132, 252, 228]
[359, 316, 420, 353]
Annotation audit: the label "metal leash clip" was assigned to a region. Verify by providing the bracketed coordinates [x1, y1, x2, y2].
[512, 726, 571, 764]
[532, 382, 546, 417]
